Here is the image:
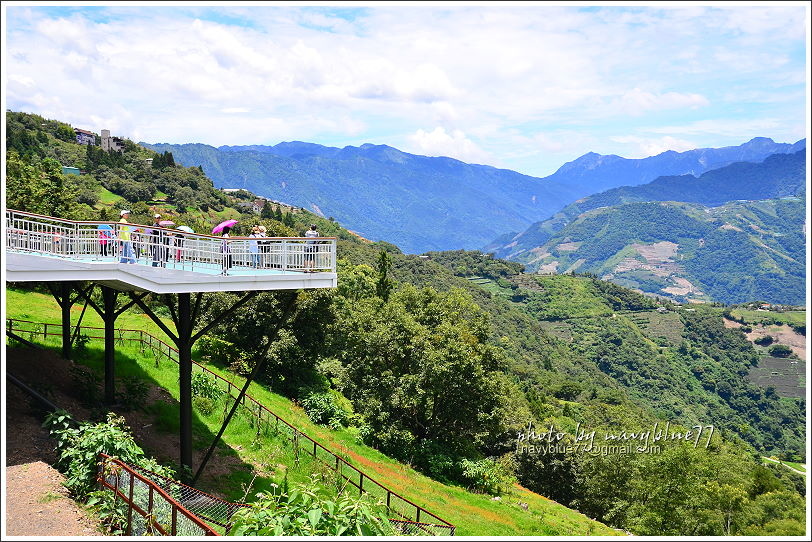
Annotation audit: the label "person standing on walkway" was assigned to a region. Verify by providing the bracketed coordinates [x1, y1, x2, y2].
[221, 226, 233, 275]
[248, 225, 262, 269]
[118, 210, 136, 264]
[257, 225, 270, 267]
[304, 223, 319, 272]
[150, 214, 164, 267]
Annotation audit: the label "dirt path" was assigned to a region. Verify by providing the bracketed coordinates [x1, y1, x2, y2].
[5, 378, 103, 536]
[4, 345, 246, 536]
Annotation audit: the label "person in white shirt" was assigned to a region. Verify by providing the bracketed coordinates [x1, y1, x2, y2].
[248, 225, 262, 268]
[304, 224, 319, 272]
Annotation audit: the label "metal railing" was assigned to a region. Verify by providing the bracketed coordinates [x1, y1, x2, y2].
[5, 209, 336, 274]
[6, 318, 456, 536]
[97, 453, 220, 536]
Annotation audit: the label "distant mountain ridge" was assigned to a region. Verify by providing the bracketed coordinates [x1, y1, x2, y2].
[545, 137, 806, 195]
[142, 137, 805, 254]
[486, 148, 807, 262]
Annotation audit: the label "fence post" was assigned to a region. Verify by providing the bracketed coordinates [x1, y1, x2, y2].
[359, 472, 364, 495]
[171, 506, 178, 536]
[126, 472, 135, 535]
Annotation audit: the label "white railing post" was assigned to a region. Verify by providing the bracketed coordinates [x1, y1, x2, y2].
[282, 240, 288, 272]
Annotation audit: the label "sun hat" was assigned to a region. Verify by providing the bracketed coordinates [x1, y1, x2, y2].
[257, 225, 267, 233]
[120, 210, 130, 216]
[154, 214, 161, 219]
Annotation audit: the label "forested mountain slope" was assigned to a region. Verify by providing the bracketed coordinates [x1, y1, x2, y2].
[5, 110, 806, 536]
[141, 137, 803, 254]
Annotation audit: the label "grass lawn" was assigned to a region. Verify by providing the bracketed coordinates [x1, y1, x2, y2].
[97, 187, 126, 206]
[730, 309, 806, 327]
[5, 286, 619, 536]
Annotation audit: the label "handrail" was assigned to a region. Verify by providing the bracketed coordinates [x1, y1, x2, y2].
[97, 453, 219, 536]
[6, 318, 456, 535]
[5, 209, 336, 274]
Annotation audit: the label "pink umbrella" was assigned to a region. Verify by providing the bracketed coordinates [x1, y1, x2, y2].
[159, 220, 176, 227]
[212, 219, 238, 234]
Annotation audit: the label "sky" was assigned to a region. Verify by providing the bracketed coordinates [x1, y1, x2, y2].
[2, 1, 809, 178]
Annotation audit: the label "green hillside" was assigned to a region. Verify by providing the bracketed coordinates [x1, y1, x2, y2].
[4, 110, 806, 536]
[494, 200, 804, 305]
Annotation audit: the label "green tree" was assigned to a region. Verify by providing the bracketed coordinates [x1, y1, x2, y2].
[336, 286, 514, 465]
[375, 249, 395, 302]
[768, 344, 792, 358]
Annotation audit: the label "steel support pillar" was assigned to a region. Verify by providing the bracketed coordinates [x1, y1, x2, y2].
[176, 293, 194, 476]
[74, 285, 138, 406]
[102, 286, 118, 404]
[129, 290, 260, 482]
[46, 282, 77, 360]
[60, 282, 72, 359]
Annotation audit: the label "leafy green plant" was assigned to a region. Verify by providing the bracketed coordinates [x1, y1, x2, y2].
[117, 375, 149, 411]
[43, 411, 174, 498]
[191, 371, 224, 401]
[768, 344, 792, 358]
[69, 365, 102, 406]
[228, 476, 394, 536]
[196, 335, 241, 365]
[299, 390, 354, 429]
[459, 456, 517, 496]
[74, 333, 91, 356]
[86, 489, 128, 535]
[193, 395, 216, 416]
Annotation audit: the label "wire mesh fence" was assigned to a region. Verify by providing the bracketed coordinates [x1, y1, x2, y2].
[8, 317, 456, 536]
[97, 454, 220, 536]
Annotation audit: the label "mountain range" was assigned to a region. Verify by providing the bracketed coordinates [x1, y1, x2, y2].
[142, 137, 804, 254]
[485, 149, 806, 305]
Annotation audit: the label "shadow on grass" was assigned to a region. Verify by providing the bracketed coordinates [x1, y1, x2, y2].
[15, 339, 328, 504]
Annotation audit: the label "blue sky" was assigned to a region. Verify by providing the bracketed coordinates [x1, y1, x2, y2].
[2, 2, 808, 177]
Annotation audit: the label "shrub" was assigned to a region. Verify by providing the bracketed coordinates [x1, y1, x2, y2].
[117, 376, 149, 411]
[228, 476, 394, 536]
[193, 395, 216, 416]
[300, 390, 355, 429]
[459, 456, 517, 496]
[42, 411, 175, 499]
[74, 334, 91, 356]
[191, 371, 224, 401]
[754, 336, 774, 346]
[768, 344, 793, 358]
[69, 365, 102, 406]
[195, 335, 241, 365]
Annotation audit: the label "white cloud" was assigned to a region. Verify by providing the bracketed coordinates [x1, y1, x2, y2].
[406, 127, 493, 165]
[2, 4, 806, 175]
[610, 135, 699, 158]
[642, 118, 785, 138]
[613, 88, 710, 116]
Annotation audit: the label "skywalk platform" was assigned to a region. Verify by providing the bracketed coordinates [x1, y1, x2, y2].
[6, 252, 337, 293]
[5, 210, 338, 294]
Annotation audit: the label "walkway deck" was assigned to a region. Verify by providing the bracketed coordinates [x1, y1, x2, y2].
[5, 210, 337, 293]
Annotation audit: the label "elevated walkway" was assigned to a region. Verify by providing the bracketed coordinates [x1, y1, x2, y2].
[5, 210, 337, 293]
[4, 209, 337, 478]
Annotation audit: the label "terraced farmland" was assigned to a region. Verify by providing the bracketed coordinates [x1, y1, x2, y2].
[624, 311, 684, 345]
[747, 356, 805, 398]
